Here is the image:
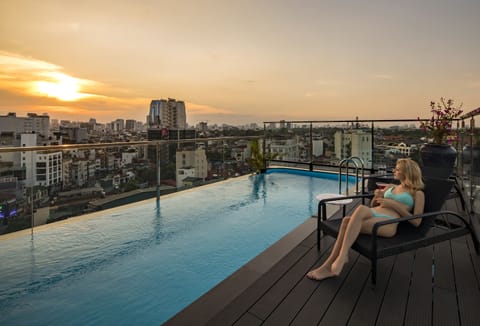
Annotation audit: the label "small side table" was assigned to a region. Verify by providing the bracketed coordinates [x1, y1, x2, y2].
[316, 193, 353, 220]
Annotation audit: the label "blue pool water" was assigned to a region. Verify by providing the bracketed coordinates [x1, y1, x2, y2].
[0, 169, 354, 325]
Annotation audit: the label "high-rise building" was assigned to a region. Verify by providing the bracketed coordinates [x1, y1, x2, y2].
[112, 119, 125, 132]
[334, 130, 372, 168]
[174, 101, 186, 129]
[125, 119, 135, 131]
[148, 98, 187, 129]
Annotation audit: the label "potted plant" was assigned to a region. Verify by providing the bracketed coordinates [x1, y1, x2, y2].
[418, 98, 463, 178]
[248, 140, 278, 173]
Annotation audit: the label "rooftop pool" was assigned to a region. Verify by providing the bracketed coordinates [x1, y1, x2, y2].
[0, 169, 355, 325]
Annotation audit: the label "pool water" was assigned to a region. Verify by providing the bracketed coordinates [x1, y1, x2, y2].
[0, 170, 353, 325]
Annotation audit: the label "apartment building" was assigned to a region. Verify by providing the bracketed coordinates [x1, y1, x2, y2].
[385, 142, 416, 157]
[20, 134, 62, 187]
[175, 148, 208, 187]
[148, 98, 186, 129]
[334, 129, 372, 168]
[265, 138, 299, 161]
[0, 112, 50, 139]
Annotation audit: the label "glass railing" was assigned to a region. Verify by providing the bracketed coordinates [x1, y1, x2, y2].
[0, 136, 260, 235]
[457, 109, 480, 213]
[1, 113, 478, 237]
[263, 115, 479, 214]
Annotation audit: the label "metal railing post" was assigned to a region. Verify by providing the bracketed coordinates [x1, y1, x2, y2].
[156, 142, 160, 201]
[371, 121, 375, 173]
[30, 150, 34, 238]
[263, 123, 267, 170]
[310, 122, 313, 171]
[469, 117, 475, 212]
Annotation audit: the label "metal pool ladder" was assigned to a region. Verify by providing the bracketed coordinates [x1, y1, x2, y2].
[339, 156, 364, 195]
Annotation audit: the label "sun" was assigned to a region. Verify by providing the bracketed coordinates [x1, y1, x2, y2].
[34, 72, 87, 101]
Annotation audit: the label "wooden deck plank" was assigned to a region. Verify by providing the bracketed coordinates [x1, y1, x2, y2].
[258, 207, 363, 325]
[347, 255, 396, 326]
[466, 235, 480, 280]
[205, 243, 314, 326]
[463, 208, 480, 274]
[375, 251, 415, 326]
[404, 246, 434, 326]
[317, 256, 370, 326]
[289, 252, 360, 326]
[257, 244, 333, 325]
[433, 288, 460, 326]
[232, 312, 262, 326]
[434, 240, 455, 290]
[247, 203, 360, 323]
[170, 189, 480, 326]
[246, 239, 332, 320]
[432, 240, 460, 326]
[451, 239, 480, 326]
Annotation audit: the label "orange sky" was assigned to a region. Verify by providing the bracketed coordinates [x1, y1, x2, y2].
[1, 0, 479, 125]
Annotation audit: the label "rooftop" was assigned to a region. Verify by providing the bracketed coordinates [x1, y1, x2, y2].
[167, 193, 480, 325]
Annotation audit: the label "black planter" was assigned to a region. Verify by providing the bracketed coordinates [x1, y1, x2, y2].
[420, 143, 457, 179]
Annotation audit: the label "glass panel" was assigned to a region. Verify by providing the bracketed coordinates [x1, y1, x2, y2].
[0, 116, 476, 235]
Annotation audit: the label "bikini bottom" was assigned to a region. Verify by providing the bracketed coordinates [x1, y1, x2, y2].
[370, 208, 396, 219]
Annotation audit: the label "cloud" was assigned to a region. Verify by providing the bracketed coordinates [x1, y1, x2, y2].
[0, 51, 59, 72]
[0, 51, 257, 125]
[466, 81, 480, 89]
[0, 51, 151, 121]
[69, 22, 80, 32]
[186, 102, 233, 115]
[371, 74, 393, 80]
[0, 51, 100, 100]
[315, 80, 345, 86]
[185, 102, 261, 125]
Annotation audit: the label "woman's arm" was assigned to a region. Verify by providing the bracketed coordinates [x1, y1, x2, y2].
[370, 185, 393, 207]
[376, 197, 411, 216]
[408, 191, 425, 227]
[376, 191, 425, 227]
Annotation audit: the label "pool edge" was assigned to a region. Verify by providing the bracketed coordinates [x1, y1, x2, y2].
[164, 212, 332, 325]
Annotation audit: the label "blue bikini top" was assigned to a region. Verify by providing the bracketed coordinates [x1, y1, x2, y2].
[384, 186, 414, 209]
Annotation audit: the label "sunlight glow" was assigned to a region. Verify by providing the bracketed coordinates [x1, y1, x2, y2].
[34, 72, 87, 101]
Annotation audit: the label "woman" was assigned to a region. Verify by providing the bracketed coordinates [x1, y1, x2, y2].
[307, 158, 425, 281]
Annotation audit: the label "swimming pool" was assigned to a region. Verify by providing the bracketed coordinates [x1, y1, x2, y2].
[0, 169, 355, 325]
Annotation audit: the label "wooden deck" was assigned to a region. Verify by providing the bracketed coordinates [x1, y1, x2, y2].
[166, 195, 480, 326]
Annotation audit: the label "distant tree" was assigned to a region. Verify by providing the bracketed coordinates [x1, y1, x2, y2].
[136, 168, 156, 185]
[160, 162, 176, 180]
[123, 179, 138, 192]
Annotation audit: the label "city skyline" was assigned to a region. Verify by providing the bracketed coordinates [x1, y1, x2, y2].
[1, 0, 479, 125]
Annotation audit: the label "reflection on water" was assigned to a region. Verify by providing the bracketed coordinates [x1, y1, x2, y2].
[0, 170, 346, 325]
[154, 200, 163, 244]
[251, 173, 267, 201]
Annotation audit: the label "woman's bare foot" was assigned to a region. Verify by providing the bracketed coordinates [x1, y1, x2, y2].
[306, 267, 336, 281]
[331, 256, 348, 276]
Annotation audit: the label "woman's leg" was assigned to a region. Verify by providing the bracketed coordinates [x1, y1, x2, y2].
[331, 205, 374, 275]
[306, 217, 350, 280]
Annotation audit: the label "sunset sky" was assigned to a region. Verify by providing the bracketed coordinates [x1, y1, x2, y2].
[1, 0, 479, 125]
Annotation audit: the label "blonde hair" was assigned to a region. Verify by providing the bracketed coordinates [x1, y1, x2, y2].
[397, 158, 424, 194]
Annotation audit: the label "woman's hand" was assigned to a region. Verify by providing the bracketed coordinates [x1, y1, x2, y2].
[371, 188, 387, 207]
[376, 197, 410, 215]
[373, 189, 382, 198]
[376, 197, 392, 208]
